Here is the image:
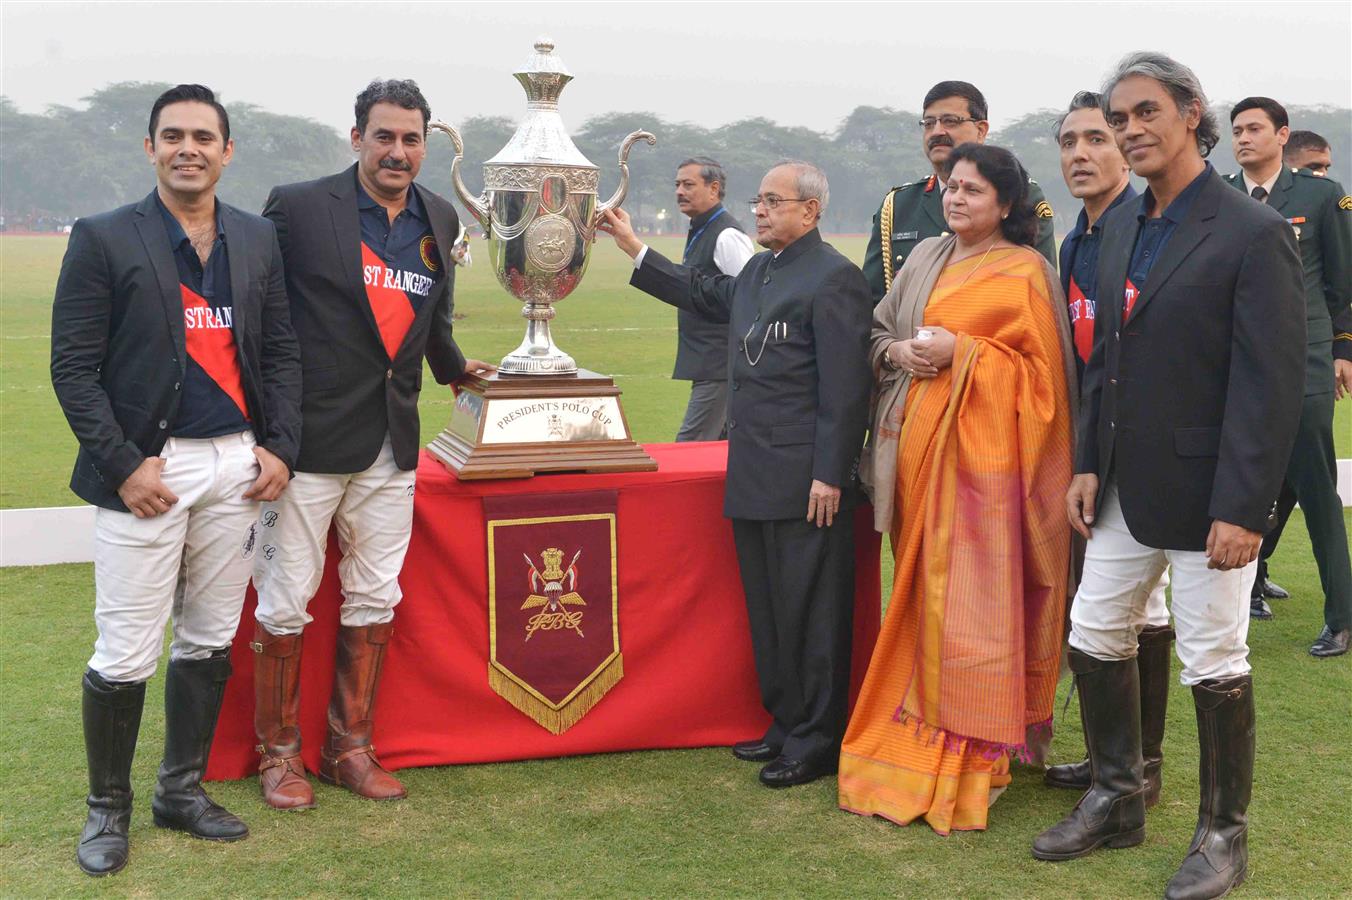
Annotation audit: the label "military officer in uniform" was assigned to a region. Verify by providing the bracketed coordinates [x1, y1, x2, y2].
[862, 80, 1057, 302]
[1224, 97, 1352, 657]
[1283, 130, 1333, 177]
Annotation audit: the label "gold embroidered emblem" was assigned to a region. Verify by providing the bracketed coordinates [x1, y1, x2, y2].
[520, 547, 586, 639]
[1035, 201, 1054, 218]
[1339, 196, 1352, 211]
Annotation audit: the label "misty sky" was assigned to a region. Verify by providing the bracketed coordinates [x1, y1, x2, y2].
[3, 1, 1350, 137]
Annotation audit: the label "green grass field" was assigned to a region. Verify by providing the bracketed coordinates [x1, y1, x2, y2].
[1, 235, 1350, 897]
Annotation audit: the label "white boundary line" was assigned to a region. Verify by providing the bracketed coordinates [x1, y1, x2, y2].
[3, 461, 1349, 568]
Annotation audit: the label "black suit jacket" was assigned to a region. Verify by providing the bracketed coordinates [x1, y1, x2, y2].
[1078, 167, 1305, 549]
[51, 192, 302, 511]
[631, 229, 872, 520]
[263, 166, 466, 473]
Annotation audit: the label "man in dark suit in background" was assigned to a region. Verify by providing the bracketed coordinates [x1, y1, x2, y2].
[670, 156, 755, 441]
[1224, 97, 1351, 656]
[599, 161, 872, 788]
[251, 79, 494, 811]
[51, 84, 302, 875]
[1032, 54, 1304, 900]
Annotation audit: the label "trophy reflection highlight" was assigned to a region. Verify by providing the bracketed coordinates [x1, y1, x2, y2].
[427, 39, 659, 479]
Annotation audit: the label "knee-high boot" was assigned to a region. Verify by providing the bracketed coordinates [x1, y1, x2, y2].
[318, 623, 406, 800]
[150, 649, 248, 840]
[1032, 649, 1146, 861]
[1165, 675, 1254, 900]
[252, 623, 315, 810]
[77, 670, 145, 876]
[1045, 624, 1174, 807]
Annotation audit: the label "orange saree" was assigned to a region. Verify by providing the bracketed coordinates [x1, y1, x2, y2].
[839, 247, 1073, 835]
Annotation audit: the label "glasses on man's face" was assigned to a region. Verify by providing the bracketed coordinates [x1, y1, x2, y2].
[919, 115, 981, 132]
[748, 195, 809, 212]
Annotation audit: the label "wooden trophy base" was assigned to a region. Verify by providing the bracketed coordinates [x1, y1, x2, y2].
[428, 369, 657, 480]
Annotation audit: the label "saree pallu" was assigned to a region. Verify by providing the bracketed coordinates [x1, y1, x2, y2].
[839, 247, 1072, 835]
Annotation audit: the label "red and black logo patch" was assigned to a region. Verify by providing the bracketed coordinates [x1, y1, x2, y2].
[420, 235, 440, 272]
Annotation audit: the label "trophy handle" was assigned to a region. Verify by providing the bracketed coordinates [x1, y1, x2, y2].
[594, 130, 656, 224]
[429, 120, 490, 228]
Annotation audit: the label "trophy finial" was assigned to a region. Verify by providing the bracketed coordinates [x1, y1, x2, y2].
[534, 37, 554, 54]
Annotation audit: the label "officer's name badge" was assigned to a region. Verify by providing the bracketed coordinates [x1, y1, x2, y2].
[892, 231, 920, 241]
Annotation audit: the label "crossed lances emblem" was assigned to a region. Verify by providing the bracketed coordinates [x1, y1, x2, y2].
[521, 547, 586, 639]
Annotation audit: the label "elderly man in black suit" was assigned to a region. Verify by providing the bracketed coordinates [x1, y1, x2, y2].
[51, 84, 302, 875]
[599, 161, 872, 788]
[251, 79, 495, 811]
[1031, 54, 1305, 900]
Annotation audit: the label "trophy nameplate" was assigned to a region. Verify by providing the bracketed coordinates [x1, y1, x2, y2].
[427, 38, 657, 479]
[429, 371, 656, 480]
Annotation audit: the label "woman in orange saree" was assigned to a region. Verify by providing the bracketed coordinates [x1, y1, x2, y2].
[840, 144, 1077, 835]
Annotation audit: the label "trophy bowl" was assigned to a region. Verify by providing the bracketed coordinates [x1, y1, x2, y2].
[431, 38, 654, 376]
[426, 39, 659, 480]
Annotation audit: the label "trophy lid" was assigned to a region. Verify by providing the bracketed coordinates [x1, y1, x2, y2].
[488, 38, 594, 170]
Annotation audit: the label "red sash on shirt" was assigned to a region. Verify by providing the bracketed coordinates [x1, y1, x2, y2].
[1123, 277, 1141, 323]
[1067, 275, 1095, 364]
[180, 284, 250, 419]
[361, 242, 418, 359]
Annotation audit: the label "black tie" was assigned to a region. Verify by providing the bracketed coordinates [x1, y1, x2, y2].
[1251, 185, 1268, 202]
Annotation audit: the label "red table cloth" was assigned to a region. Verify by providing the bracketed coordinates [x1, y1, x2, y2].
[208, 442, 882, 780]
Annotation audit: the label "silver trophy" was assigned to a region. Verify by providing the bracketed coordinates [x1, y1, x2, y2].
[430, 38, 654, 375]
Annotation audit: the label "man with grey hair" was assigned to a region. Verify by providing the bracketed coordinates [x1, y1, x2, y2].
[599, 160, 871, 789]
[1032, 53, 1304, 900]
[670, 156, 755, 441]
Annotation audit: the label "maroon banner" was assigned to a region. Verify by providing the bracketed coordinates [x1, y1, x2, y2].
[484, 490, 621, 733]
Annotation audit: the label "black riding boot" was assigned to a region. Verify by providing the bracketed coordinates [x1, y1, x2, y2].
[1032, 649, 1146, 861]
[1165, 675, 1254, 900]
[150, 650, 248, 841]
[77, 670, 145, 876]
[1045, 624, 1174, 807]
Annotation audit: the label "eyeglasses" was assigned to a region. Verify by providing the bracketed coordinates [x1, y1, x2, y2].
[919, 115, 982, 131]
[748, 195, 810, 211]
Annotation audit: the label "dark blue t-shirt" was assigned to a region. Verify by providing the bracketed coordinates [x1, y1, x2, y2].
[157, 195, 249, 438]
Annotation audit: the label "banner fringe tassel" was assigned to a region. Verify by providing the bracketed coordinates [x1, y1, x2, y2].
[488, 654, 624, 735]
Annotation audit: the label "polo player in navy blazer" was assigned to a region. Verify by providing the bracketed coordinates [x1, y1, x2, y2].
[51, 84, 302, 876]
[1032, 54, 1304, 900]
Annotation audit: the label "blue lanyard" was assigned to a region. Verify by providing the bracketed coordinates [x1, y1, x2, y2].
[683, 207, 726, 263]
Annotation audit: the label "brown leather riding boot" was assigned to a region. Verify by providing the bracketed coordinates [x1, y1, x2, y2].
[252, 624, 315, 810]
[318, 622, 406, 800]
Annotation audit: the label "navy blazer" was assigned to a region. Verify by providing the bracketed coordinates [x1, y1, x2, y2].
[264, 166, 466, 473]
[631, 229, 872, 520]
[51, 192, 302, 511]
[1077, 167, 1305, 549]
